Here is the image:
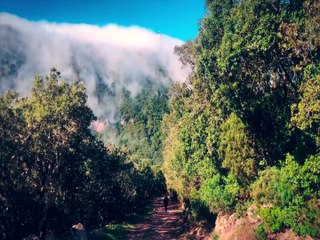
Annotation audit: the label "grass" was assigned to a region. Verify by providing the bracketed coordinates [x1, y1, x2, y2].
[88, 223, 131, 240]
[104, 224, 131, 240]
[88, 200, 155, 240]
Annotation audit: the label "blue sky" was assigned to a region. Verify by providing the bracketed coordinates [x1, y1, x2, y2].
[0, 0, 206, 41]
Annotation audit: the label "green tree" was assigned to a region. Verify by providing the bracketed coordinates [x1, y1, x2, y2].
[219, 113, 258, 186]
[0, 69, 165, 239]
[0, 91, 33, 239]
[291, 65, 320, 147]
[119, 87, 169, 168]
[17, 68, 96, 237]
[252, 154, 320, 237]
[163, 0, 320, 233]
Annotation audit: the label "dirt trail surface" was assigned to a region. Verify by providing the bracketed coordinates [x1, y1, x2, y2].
[127, 197, 183, 240]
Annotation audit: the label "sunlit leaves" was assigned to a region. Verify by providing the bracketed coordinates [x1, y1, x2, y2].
[291, 65, 320, 145]
[219, 113, 258, 185]
[252, 154, 320, 236]
[162, 1, 320, 234]
[0, 69, 164, 239]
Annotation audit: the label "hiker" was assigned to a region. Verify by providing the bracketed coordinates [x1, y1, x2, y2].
[163, 195, 169, 212]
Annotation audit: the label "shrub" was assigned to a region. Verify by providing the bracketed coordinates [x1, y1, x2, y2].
[252, 154, 320, 237]
[254, 224, 267, 240]
[198, 173, 240, 213]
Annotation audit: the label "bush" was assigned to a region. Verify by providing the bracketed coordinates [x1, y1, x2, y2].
[235, 200, 252, 218]
[259, 207, 285, 232]
[198, 173, 240, 213]
[254, 224, 267, 240]
[252, 154, 320, 237]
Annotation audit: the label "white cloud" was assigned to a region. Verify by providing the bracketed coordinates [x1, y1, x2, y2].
[0, 13, 188, 125]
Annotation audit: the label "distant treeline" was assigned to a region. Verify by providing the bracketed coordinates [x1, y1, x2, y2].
[162, 0, 320, 238]
[119, 86, 169, 169]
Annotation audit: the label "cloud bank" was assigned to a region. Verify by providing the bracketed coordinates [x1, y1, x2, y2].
[0, 13, 187, 124]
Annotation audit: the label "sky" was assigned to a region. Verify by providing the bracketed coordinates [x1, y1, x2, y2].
[0, 0, 206, 41]
[0, 0, 205, 140]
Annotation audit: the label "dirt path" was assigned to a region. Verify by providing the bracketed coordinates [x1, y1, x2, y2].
[127, 197, 183, 240]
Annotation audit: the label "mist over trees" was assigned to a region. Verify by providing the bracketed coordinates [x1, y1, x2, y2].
[0, 13, 186, 132]
[119, 87, 169, 169]
[0, 69, 165, 239]
[1, 0, 320, 239]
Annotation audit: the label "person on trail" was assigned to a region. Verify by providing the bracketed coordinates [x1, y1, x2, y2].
[163, 195, 169, 212]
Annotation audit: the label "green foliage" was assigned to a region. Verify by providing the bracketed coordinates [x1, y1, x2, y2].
[87, 224, 130, 240]
[259, 207, 285, 233]
[119, 87, 169, 168]
[0, 69, 160, 239]
[258, 204, 320, 237]
[198, 174, 240, 213]
[251, 167, 281, 206]
[219, 113, 258, 185]
[4, 1, 319, 238]
[211, 232, 219, 240]
[162, 0, 320, 236]
[254, 224, 267, 240]
[1, 68, 96, 238]
[235, 200, 252, 218]
[252, 154, 320, 237]
[291, 64, 320, 146]
[104, 224, 130, 240]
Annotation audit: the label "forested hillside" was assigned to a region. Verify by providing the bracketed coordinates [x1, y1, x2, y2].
[162, 0, 320, 238]
[119, 87, 169, 169]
